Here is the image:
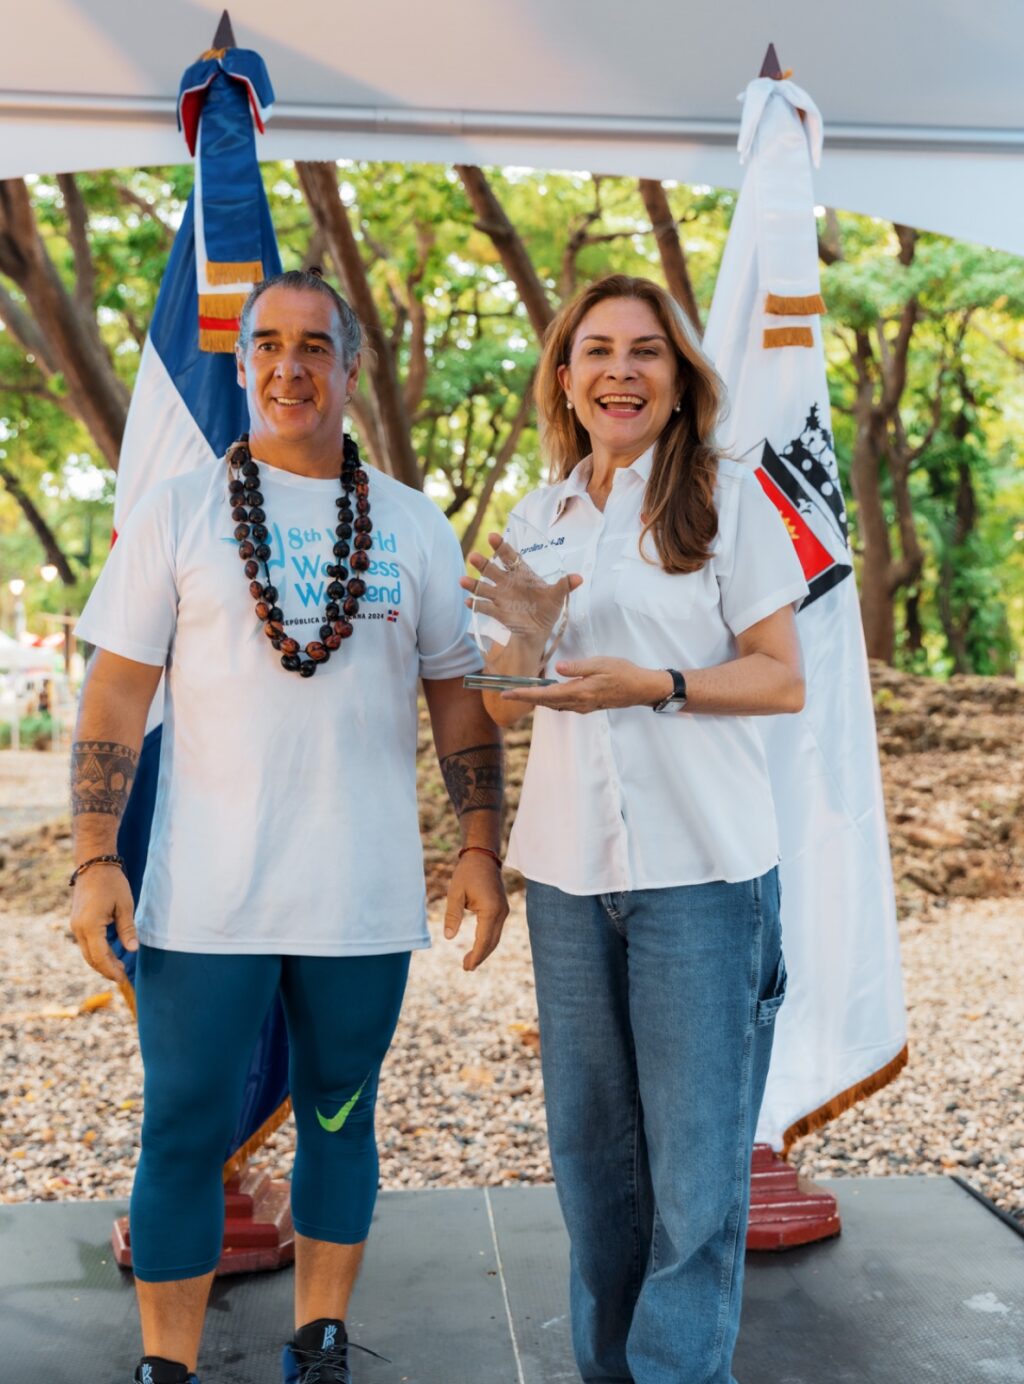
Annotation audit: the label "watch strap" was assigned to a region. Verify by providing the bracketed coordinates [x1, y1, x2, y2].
[653, 668, 687, 713]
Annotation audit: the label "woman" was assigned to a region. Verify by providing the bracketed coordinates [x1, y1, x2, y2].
[463, 275, 809, 1384]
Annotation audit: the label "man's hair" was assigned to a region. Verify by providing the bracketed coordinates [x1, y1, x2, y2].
[237, 269, 363, 363]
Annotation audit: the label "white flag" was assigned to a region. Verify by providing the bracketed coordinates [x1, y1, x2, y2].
[704, 76, 907, 1152]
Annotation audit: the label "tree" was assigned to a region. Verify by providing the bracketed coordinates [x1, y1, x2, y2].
[1, 163, 1021, 676]
[0, 176, 132, 469]
[822, 219, 1024, 666]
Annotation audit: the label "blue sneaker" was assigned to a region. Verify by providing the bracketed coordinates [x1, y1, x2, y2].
[283, 1318, 389, 1383]
[133, 1360, 199, 1384]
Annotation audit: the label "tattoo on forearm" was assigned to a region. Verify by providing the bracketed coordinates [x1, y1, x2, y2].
[440, 742, 504, 817]
[71, 740, 139, 818]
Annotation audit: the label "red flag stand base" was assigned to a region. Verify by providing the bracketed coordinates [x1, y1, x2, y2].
[110, 1149, 834, 1271]
[746, 1143, 841, 1250]
[112, 1168, 295, 1276]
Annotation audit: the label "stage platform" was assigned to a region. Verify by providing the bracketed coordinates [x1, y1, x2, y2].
[1, 1177, 1021, 1382]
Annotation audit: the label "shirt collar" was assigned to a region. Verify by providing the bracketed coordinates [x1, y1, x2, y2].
[551, 445, 657, 522]
[551, 457, 593, 523]
[628, 444, 657, 483]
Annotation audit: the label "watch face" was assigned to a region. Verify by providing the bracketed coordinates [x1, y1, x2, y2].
[655, 696, 688, 714]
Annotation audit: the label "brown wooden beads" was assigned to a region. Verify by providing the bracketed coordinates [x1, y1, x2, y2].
[227, 433, 372, 678]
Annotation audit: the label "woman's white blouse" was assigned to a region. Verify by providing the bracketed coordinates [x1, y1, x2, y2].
[505, 449, 809, 894]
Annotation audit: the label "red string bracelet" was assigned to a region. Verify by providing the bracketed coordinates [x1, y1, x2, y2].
[458, 845, 503, 867]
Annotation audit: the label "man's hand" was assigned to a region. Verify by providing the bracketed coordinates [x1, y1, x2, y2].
[70, 866, 138, 983]
[443, 851, 509, 972]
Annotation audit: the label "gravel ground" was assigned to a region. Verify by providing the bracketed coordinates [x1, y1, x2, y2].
[1, 891, 1021, 1226]
[1, 669, 1022, 1227]
[0, 749, 69, 836]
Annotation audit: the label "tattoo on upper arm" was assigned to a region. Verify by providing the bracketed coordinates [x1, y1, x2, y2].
[440, 742, 504, 817]
[71, 740, 140, 818]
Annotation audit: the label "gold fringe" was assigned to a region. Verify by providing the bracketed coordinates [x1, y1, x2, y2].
[200, 47, 228, 60]
[222, 1098, 293, 1182]
[205, 260, 264, 287]
[118, 977, 137, 1019]
[781, 1043, 910, 1156]
[199, 292, 248, 318]
[764, 326, 814, 349]
[200, 328, 240, 354]
[765, 292, 826, 316]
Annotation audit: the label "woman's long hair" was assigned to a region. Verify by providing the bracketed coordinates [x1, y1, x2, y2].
[535, 274, 724, 574]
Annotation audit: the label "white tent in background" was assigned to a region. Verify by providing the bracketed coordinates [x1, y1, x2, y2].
[0, 630, 60, 674]
[1, 0, 1023, 254]
[704, 72, 906, 1152]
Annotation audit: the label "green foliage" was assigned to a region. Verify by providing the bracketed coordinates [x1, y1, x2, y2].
[0, 165, 1021, 678]
[0, 713, 57, 751]
[819, 212, 1024, 676]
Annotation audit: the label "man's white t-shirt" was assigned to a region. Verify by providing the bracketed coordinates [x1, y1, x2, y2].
[505, 450, 810, 893]
[76, 457, 480, 956]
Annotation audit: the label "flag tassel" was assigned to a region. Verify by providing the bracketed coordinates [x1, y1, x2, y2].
[764, 326, 814, 348]
[199, 291, 249, 317]
[765, 292, 826, 316]
[206, 259, 264, 286]
[781, 1042, 910, 1156]
[221, 1098, 294, 1182]
[200, 327, 241, 353]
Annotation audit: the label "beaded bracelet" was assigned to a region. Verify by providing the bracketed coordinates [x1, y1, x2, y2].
[68, 854, 126, 888]
[458, 845, 503, 868]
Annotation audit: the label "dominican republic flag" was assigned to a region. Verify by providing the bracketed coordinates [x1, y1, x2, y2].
[704, 74, 907, 1154]
[112, 36, 288, 1177]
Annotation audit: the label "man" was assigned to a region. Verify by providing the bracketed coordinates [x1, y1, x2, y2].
[70, 270, 508, 1384]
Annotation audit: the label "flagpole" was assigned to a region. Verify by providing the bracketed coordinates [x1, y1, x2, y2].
[726, 45, 844, 1252]
[110, 11, 294, 1278]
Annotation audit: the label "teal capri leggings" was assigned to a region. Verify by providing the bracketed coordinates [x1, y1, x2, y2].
[130, 945, 410, 1283]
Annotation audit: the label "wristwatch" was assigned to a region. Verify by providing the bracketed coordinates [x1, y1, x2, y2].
[652, 668, 688, 714]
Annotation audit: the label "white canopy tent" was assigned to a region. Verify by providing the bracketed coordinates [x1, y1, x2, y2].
[1, 0, 1022, 254]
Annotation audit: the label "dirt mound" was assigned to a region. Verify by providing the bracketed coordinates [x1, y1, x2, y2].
[873, 664, 1024, 912]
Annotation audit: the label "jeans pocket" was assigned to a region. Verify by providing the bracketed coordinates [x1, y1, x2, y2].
[755, 952, 787, 1026]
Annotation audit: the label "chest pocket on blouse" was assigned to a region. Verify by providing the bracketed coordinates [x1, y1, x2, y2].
[612, 553, 698, 622]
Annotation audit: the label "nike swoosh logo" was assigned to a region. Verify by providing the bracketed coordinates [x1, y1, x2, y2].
[316, 1074, 370, 1133]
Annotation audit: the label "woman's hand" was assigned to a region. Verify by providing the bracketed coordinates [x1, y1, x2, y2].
[460, 532, 582, 649]
[503, 657, 672, 714]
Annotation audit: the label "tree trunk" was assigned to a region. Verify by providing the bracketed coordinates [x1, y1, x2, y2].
[0, 462, 77, 585]
[903, 590, 924, 656]
[0, 178, 129, 470]
[455, 166, 556, 338]
[295, 162, 421, 490]
[637, 180, 702, 334]
[936, 459, 978, 673]
[850, 380, 896, 662]
[460, 377, 536, 556]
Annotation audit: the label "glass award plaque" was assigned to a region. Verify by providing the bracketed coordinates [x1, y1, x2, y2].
[463, 513, 572, 691]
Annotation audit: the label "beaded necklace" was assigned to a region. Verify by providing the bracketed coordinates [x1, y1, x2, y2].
[227, 433, 373, 679]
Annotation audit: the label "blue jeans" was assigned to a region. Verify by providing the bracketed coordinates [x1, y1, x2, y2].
[526, 870, 785, 1384]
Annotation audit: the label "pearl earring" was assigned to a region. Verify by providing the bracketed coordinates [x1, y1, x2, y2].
[673, 401, 682, 412]
[566, 399, 574, 411]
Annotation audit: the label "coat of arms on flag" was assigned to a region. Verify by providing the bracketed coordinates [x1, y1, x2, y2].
[756, 405, 852, 607]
